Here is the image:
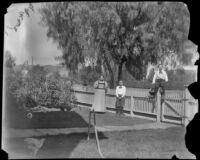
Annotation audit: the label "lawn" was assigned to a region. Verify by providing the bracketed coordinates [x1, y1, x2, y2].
[5, 107, 153, 129]
[70, 127, 195, 159]
[4, 105, 194, 159]
[4, 108, 89, 129]
[4, 127, 195, 159]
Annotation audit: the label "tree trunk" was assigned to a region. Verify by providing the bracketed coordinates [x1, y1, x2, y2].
[117, 61, 123, 83]
[103, 53, 115, 89]
[110, 73, 115, 89]
[117, 56, 126, 83]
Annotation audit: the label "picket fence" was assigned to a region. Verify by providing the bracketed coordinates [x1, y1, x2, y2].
[72, 84, 198, 126]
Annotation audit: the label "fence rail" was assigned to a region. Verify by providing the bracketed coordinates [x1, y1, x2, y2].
[72, 84, 198, 126]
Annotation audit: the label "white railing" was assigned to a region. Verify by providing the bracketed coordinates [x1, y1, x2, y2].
[72, 84, 198, 126]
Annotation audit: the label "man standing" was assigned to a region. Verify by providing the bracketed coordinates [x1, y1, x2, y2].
[115, 80, 126, 116]
[152, 64, 168, 96]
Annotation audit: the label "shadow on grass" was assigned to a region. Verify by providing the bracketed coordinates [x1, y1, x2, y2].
[4, 93, 90, 129]
[37, 132, 108, 158]
[4, 132, 108, 158]
[3, 93, 109, 158]
[7, 111, 91, 129]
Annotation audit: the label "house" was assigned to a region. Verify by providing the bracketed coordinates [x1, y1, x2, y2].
[59, 69, 69, 77]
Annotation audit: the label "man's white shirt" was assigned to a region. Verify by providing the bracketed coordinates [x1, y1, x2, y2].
[152, 70, 168, 84]
[116, 86, 126, 97]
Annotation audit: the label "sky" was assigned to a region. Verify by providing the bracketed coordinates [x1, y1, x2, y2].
[4, 3, 62, 66]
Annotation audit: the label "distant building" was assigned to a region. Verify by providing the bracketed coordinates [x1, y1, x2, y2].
[59, 69, 69, 77]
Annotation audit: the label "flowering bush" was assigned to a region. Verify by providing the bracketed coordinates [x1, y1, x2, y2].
[38, 76, 78, 110]
[6, 65, 77, 111]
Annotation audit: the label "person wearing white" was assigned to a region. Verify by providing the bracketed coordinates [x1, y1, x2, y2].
[152, 64, 168, 95]
[115, 80, 126, 115]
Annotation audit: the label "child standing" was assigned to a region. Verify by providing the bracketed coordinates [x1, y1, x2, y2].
[115, 80, 126, 116]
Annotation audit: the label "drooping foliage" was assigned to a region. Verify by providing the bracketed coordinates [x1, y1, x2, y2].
[39, 2, 190, 88]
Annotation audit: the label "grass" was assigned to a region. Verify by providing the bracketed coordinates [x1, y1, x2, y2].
[4, 127, 195, 159]
[4, 95, 89, 129]
[5, 109, 89, 129]
[4, 101, 194, 158]
[4, 66, 196, 158]
[4, 85, 152, 129]
[96, 127, 194, 159]
[5, 107, 153, 129]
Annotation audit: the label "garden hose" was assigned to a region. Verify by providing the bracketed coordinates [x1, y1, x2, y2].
[88, 110, 105, 158]
[94, 125, 105, 158]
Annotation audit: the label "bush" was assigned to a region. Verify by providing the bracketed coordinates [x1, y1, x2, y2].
[39, 76, 78, 110]
[6, 65, 77, 111]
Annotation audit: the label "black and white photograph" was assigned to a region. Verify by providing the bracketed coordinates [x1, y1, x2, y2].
[2, 1, 199, 159]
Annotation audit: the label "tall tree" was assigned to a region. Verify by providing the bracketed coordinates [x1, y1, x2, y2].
[77, 2, 190, 84]
[39, 2, 85, 73]
[39, 2, 190, 88]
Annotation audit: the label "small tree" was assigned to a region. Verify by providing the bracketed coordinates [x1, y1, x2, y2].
[4, 51, 16, 69]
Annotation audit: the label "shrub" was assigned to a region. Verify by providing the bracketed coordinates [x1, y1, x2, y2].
[39, 76, 77, 110]
[6, 65, 77, 111]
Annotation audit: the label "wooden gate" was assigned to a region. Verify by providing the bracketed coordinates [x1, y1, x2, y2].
[72, 84, 198, 126]
[159, 88, 198, 126]
[160, 90, 185, 125]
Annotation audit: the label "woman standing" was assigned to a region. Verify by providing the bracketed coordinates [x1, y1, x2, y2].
[91, 75, 108, 112]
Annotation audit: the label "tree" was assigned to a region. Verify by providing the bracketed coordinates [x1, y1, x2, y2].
[5, 3, 34, 34]
[39, 2, 190, 88]
[78, 65, 101, 86]
[4, 50, 16, 69]
[39, 2, 85, 73]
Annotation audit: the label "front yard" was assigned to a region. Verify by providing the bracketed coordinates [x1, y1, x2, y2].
[3, 106, 195, 159]
[4, 106, 152, 129]
[4, 127, 195, 159]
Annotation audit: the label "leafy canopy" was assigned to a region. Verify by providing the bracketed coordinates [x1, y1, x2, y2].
[39, 2, 190, 81]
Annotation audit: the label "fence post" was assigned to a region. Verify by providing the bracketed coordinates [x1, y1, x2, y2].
[183, 86, 198, 126]
[130, 96, 134, 117]
[161, 97, 164, 122]
[183, 86, 187, 126]
[156, 88, 161, 122]
[183, 86, 192, 127]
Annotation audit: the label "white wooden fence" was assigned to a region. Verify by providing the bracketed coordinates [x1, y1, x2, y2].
[72, 84, 198, 126]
